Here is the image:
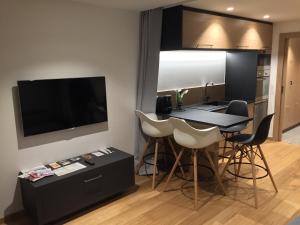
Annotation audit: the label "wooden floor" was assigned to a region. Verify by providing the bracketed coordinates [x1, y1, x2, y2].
[3, 141, 300, 225]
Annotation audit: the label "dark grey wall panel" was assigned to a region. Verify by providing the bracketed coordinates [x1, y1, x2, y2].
[161, 6, 183, 51]
[225, 51, 258, 101]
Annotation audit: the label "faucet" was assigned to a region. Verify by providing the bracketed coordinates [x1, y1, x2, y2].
[204, 82, 214, 102]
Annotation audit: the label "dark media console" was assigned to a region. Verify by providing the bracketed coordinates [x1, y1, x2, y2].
[20, 148, 135, 225]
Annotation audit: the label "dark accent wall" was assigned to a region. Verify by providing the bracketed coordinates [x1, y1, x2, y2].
[225, 52, 258, 102]
[161, 6, 182, 50]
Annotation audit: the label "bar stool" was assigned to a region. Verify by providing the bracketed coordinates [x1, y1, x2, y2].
[221, 114, 278, 208]
[135, 110, 185, 189]
[164, 117, 226, 209]
[220, 100, 249, 161]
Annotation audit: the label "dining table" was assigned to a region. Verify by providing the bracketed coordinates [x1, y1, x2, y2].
[162, 106, 253, 180]
[167, 108, 252, 128]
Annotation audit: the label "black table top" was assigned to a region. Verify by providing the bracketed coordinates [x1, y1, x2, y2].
[168, 108, 252, 128]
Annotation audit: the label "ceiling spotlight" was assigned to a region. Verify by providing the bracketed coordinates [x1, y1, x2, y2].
[263, 14, 270, 19]
[226, 7, 234, 11]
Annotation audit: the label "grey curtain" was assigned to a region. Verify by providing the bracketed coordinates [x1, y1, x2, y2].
[134, 8, 163, 163]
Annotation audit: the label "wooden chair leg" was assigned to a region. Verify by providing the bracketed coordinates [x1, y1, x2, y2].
[204, 150, 226, 195]
[220, 146, 238, 179]
[163, 149, 184, 192]
[222, 133, 228, 162]
[250, 146, 258, 208]
[233, 142, 238, 182]
[193, 150, 198, 209]
[167, 137, 186, 178]
[236, 146, 244, 179]
[136, 137, 151, 175]
[152, 140, 159, 190]
[257, 145, 278, 192]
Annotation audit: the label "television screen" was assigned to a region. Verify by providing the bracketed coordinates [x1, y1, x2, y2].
[18, 77, 108, 136]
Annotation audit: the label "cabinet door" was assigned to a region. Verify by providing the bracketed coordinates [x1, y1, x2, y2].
[243, 22, 273, 50]
[182, 10, 232, 49]
[255, 22, 273, 50]
[228, 19, 250, 49]
[38, 174, 87, 224]
[182, 10, 272, 50]
[227, 19, 273, 50]
[225, 51, 258, 101]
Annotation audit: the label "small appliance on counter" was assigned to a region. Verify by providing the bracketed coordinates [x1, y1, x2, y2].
[156, 95, 172, 114]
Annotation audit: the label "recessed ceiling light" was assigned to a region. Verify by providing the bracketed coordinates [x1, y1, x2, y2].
[263, 14, 270, 19]
[226, 7, 234, 11]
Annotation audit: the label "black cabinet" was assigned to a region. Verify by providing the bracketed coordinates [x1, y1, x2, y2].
[225, 51, 258, 102]
[20, 148, 135, 225]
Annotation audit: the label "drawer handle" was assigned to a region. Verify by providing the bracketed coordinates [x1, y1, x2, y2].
[84, 174, 103, 183]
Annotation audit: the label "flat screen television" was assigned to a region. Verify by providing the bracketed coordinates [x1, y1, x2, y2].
[18, 77, 108, 137]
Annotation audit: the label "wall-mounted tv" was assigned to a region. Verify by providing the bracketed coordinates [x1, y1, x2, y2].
[18, 77, 108, 137]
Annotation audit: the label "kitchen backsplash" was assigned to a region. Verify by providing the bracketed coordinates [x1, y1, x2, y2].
[158, 51, 226, 91]
[157, 84, 225, 107]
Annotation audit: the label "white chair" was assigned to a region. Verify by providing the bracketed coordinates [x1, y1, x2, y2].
[136, 110, 185, 189]
[164, 117, 226, 209]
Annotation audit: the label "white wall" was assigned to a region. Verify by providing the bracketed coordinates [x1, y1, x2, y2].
[268, 20, 300, 136]
[158, 51, 226, 91]
[0, 0, 139, 217]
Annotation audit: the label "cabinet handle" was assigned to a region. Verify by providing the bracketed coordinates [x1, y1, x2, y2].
[84, 174, 103, 183]
[236, 45, 249, 48]
[196, 43, 214, 48]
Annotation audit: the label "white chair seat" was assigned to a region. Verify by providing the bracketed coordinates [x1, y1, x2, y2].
[136, 110, 173, 138]
[171, 117, 223, 149]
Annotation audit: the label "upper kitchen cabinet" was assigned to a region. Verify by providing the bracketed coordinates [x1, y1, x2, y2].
[161, 6, 273, 51]
[182, 10, 233, 49]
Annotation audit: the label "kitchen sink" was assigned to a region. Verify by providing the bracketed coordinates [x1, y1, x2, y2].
[203, 101, 229, 106]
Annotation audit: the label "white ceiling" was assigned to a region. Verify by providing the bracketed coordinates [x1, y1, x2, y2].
[72, 0, 300, 22]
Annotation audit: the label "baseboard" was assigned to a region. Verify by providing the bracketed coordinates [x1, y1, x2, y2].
[0, 210, 25, 224]
[267, 137, 274, 142]
[283, 123, 300, 133]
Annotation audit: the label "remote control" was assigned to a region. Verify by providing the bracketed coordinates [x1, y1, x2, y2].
[85, 159, 95, 166]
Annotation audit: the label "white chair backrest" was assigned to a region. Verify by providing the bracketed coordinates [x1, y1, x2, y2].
[169, 117, 223, 149]
[135, 110, 173, 138]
